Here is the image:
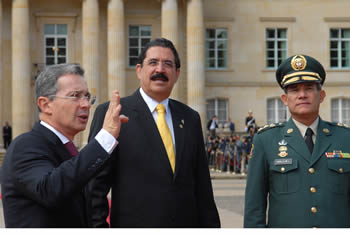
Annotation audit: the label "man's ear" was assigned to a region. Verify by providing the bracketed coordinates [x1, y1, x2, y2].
[281, 93, 288, 106]
[319, 89, 326, 103]
[136, 64, 142, 81]
[37, 97, 53, 115]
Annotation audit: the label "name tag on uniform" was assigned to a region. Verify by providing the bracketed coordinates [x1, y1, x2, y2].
[274, 158, 293, 165]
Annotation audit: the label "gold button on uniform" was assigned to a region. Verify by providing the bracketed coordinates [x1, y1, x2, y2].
[311, 207, 317, 213]
[339, 168, 343, 173]
[308, 168, 315, 174]
[310, 187, 317, 193]
[281, 167, 285, 172]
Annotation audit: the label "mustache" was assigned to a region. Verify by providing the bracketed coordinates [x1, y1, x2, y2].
[151, 73, 169, 81]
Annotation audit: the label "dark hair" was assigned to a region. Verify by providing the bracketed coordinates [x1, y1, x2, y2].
[137, 38, 181, 69]
[283, 83, 322, 94]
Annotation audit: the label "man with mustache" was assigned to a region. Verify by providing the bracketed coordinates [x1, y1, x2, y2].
[244, 55, 350, 227]
[1, 64, 128, 227]
[87, 38, 220, 227]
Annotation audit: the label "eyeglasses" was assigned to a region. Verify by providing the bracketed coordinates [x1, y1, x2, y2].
[146, 59, 175, 69]
[49, 91, 96, 105]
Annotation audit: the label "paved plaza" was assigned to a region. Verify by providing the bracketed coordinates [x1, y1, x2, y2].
[0, 172, 246, 228]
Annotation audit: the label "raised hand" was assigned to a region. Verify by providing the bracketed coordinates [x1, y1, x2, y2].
[102, 90, 129, 139]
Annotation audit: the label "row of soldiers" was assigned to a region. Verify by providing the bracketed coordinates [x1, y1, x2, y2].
[205, 131, 255, 174]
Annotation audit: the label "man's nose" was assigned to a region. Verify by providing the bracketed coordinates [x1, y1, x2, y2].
[297, 89, 307, 98]
[80, 97, 91, 108]
[155, 62, 165, 72]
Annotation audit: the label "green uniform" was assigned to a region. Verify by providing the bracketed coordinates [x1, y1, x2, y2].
[244, 118, 350, 228]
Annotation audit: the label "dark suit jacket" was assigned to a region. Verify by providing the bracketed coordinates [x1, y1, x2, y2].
[87, 89, 220, 228]
[206, 119, 218, 131]
[244, 118, 350, 228]
[1, 122, 112, 227]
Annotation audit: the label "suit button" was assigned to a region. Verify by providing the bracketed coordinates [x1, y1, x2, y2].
[310, 187, 317, 193]
[311, 207, 317, 213]
[281, 167, 285, 172]
[339, 168, 343, 173]
[308, 168, 315, 174]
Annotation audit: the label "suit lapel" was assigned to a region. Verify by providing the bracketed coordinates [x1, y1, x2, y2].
[131, 90, 174, 176]
[310, 119, 331, 165]
[34, 122, 72, 162]
[169, 100, 185, 178]
[283, 118, 312, 163]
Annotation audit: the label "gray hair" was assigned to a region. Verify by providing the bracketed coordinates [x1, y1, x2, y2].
[35, 63, 85, 112]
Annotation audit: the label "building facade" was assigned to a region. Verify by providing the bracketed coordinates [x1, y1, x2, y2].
[1, 0, 350, 147]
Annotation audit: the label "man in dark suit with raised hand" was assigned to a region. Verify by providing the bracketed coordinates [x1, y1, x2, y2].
[1, 64, 128, 227]
[88, 38, 220, 228]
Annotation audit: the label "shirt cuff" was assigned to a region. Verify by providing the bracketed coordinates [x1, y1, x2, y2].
[95, 128, 118, 154]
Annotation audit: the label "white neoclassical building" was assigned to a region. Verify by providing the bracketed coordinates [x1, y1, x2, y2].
[1, 0, 350, 148]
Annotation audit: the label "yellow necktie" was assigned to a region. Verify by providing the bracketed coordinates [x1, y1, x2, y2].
[156, 104, 175, 172]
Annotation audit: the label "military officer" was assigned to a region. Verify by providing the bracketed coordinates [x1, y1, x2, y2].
[244, 54, 350, 228]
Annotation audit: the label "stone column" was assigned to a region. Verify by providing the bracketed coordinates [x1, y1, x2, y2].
[12, 0, 31, 137]
[161, 0, 179, 100]
[82, 0, 99, 144]
[107, 0, 126, 97]
[186, 0, 206, 130]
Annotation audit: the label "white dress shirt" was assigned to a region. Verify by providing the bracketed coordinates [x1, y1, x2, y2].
[40, 120, 118, 154]
[139, 88, 176, 152]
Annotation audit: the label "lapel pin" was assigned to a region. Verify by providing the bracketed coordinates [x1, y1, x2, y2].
[323, 128, 329, 133]
[181, 119, 184, 124]
[287, 128, 294, 134]
[179, 124, 183, 128]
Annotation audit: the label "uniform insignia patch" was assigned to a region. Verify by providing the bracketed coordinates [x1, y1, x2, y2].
[279, 146, 287, 152]
[278, 139, 288, 146]
[278, 139, 288, 157]
[278, 151, 288, 157]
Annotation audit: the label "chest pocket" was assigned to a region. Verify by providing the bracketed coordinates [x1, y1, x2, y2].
[327, 159, 350, 194]
[269, 159, 300, 194]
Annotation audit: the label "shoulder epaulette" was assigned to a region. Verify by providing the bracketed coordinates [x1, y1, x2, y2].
[329, 122, 350, 129]
[257, 122, 285, 134]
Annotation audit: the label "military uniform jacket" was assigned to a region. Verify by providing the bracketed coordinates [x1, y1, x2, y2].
[244, 118, 350, 228]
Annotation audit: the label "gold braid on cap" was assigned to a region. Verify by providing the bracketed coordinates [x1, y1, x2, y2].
[281, 71, 321, 86]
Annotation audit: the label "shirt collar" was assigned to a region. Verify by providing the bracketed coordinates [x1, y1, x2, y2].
[139, 88, 169, 113]
[292, 117, 319, 137]
[40, 120, 70, 144]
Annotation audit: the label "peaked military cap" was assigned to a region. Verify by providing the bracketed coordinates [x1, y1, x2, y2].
[276, 54, 326, 89]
